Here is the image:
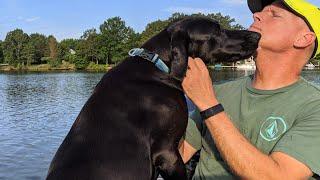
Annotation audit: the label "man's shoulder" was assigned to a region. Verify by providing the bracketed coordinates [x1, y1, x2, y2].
[298, 77, 320, 97]
[292, 78, 320, 120]
[292, 78, 320, 114]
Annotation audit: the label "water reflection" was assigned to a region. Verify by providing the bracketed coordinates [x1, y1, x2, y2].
[0, 72, 104, 180]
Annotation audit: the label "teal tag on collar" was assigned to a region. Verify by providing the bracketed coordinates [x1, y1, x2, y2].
[128, 48, 170, 73]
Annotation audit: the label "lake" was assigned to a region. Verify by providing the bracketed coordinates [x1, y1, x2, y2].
[1, 69, 320, 179]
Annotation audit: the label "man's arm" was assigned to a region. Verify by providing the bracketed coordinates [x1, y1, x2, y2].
[182, 58, 313, 179]
[204, 111, 313, 179]
[178, 139, 197, 163]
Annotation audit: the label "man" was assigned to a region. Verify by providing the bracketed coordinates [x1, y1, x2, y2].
[180, 0, 320, 179]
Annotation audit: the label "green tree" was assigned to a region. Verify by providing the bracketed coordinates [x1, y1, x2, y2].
[313, 53, 320, 62]
[79, 28, 101, 64]
[167, 12, 188, 22]
[47, 35, 59, 66]
[74, 55, 89, 69]
[73, 39, 90, 68]
[47, 35, 58, 59]
[29, 33, 48, 64]
[168, 12, 244, 30]
[3, 29, 30, 66]
[124, 31, 140, 54]
[22, 41, 36, 66]
[138, 20, 170, 46]
[99, 17, 138, 64]
[58, 38, 78, 62]
[207, 12, 244, 30]
[0, 40, 4, 64]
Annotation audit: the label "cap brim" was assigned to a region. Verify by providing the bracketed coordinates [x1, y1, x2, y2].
[248, 0, 276, 13]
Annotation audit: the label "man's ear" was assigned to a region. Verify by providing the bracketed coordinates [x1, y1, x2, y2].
[169, 30, 189, 81]
[294, 31, 316, 49]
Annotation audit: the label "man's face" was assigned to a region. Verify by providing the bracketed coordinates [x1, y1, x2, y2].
[248, 1, 307, 54]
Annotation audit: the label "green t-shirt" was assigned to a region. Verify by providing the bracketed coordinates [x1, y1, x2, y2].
[185, 75, 320, 179]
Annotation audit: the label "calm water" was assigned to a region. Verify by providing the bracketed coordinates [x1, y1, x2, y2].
[1, 69, 320, 180]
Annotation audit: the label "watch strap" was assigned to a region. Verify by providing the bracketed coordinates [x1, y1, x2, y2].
[200, 104, 224, 120]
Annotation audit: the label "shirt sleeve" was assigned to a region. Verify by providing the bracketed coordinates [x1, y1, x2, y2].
[272, 100, 320, 176]
[184, 109, 203, 151]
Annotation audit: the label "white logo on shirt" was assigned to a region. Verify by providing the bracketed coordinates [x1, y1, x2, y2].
[260, 116, 287, 141]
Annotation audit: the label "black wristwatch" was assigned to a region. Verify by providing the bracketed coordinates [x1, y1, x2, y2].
[200, 104, 224, 121]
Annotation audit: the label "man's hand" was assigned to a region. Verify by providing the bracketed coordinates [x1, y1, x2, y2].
[182, 57, 218, 111]
[178, 140, 197, 163]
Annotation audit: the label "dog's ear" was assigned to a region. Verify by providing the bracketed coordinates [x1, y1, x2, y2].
[169, 30, 189, 81]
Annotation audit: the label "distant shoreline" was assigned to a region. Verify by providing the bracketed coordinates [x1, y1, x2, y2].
[0, 62, 113, 73]
[1, 63, 318, 73]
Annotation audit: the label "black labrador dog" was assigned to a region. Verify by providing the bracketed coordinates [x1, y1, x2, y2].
[47, 17, 260, 180]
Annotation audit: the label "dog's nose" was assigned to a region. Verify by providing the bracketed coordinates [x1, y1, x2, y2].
[247, 32, 261, 41]
[253, 32, 261, 40]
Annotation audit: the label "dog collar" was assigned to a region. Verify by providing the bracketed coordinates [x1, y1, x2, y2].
[128, 48, 170, 73]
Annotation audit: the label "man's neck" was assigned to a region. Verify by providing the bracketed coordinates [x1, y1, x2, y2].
[252, 51, 301, 90]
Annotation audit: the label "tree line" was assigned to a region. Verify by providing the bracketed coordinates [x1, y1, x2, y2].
[0, 12, 251, 69]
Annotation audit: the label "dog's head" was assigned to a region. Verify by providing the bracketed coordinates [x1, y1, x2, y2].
[166, 17, 261, 80]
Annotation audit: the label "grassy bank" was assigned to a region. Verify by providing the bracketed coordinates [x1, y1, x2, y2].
[0, 61, 113, 72]
[85, 62, 112, 72]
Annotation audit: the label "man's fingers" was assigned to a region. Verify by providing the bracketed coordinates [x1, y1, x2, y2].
[189, 57, 204, 70]
[194, 58, 206, 69]
[188, 57, 204, 72]
[186, 57, 208, 79]
[188, 57, 196, 69]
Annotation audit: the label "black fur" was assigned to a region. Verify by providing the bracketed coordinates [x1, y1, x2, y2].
[47, 17, 260, 180]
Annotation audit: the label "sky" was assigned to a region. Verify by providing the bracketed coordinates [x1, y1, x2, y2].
[0, 0, 319, 41]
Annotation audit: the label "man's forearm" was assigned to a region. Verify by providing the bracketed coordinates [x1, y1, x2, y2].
[204, 111, 286, 179]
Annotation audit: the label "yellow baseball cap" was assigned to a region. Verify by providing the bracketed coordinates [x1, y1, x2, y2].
[247, 0, 320, 58]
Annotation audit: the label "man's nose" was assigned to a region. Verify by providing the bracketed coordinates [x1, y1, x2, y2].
[253, 12, 262, 22]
